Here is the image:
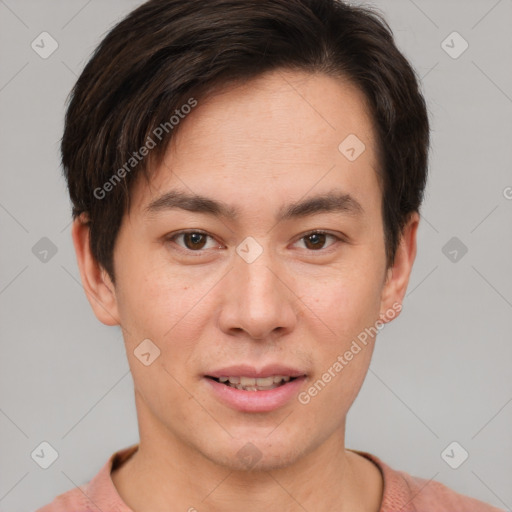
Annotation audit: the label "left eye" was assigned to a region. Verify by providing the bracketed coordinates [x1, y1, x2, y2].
[167, 230, 341, 252]
[294, 231, 340, 251]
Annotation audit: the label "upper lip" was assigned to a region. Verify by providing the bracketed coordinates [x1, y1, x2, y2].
[206, 364, 307, 379]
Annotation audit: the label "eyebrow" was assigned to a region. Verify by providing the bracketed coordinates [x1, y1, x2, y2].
[144, 189, 363, 222]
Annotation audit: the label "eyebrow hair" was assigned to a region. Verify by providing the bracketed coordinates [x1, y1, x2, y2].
[144, 189, 364, 222]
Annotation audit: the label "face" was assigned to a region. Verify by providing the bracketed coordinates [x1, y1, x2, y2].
[75, 69, 417, 472]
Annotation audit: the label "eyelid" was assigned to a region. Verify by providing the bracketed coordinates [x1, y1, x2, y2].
[166, 229, 222, 254]
[165, 229, 346, 254]
[292, 230, 345, 251]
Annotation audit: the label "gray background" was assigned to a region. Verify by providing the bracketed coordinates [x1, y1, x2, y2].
[0, 0, 511, 510]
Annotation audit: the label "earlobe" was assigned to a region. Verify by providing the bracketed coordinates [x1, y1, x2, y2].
[71, 215, 121, 326]
[379, 212, 419, 323]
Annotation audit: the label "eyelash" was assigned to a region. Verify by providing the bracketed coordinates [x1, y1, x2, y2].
[166, 229, 345, 255]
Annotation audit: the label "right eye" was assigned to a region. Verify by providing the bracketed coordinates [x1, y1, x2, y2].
[165, 230, 222, 253]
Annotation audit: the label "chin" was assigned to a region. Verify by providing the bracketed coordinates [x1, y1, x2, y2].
[202, 436, 308, 473]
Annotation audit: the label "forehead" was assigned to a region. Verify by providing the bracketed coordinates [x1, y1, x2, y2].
[130, 69, 379, 217]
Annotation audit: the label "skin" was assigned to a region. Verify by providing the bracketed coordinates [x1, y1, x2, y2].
[73, 69, 419, 512]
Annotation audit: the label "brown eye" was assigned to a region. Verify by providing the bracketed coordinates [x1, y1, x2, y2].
[296, 231, 340, 251]
[182, 232, 207, 250]
[169, 231, 216, 252]
[303, 232, 327, 250]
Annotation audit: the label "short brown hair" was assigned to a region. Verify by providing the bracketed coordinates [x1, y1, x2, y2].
[62, 0, 429, 282]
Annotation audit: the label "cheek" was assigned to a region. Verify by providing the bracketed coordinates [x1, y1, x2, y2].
[115, 257, 218, 353]
[300, 264, 383, 339]
[298, 275, 380, 419]
[116, 268, 209, 404]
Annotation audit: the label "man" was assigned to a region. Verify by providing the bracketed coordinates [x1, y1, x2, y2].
[37, 0, 503, 510]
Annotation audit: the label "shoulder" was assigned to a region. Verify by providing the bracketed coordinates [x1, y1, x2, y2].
[35, 486, 98, 511]
[350, 449, 505, 512]
[34, 476, 115, 512]
[397, 468, 504, 512]
[34, 444, 138, 512]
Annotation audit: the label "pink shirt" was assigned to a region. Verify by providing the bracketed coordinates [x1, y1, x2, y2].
[36, 444, 504, 511]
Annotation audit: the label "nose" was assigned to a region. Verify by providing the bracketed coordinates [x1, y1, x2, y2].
[217, 246, 297, 341]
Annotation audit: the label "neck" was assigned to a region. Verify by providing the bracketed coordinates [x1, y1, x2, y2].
[112, 395, 382, 512]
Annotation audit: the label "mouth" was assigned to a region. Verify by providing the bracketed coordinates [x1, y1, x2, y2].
[204, 365, 307, 412]
[206, 375, 298, 392]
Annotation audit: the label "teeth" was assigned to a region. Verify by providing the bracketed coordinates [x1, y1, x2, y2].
[240, 376, 256, 386]
[215, 375, 294, 390]
[233, 383, 280, 391]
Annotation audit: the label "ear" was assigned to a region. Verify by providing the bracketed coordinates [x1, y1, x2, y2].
[71, 214, 120, 326]
[379, 212, 419, 323]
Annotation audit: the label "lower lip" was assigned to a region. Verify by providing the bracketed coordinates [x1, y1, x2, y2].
[205, 377, 305, 412]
